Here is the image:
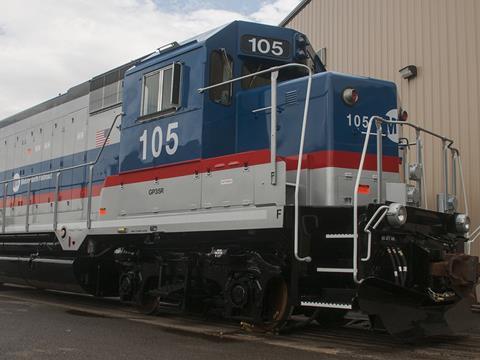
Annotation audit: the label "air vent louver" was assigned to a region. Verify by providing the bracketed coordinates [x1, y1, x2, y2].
[285, 90, 297, 105]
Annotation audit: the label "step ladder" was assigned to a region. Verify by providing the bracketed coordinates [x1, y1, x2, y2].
[316, 233, 355, 274]
[300, 300, 352, 310]
[300, 289, 354, 310]
[301, 234, 357, 310]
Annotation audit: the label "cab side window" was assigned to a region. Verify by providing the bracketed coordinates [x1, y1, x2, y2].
[141, 63, 181, 118]
[209, 50, 233, 106]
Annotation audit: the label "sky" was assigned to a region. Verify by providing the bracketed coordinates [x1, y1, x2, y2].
[0, 0, 301, 120]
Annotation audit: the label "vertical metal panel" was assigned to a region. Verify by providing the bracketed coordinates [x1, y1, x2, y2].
[285, 0, 480, 255]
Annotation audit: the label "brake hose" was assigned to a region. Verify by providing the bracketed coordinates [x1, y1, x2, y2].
[391, 247, 405, 286]
[386, 247, 400, 285]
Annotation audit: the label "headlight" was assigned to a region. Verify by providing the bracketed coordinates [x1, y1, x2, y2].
[386, 203, 407, 227]
[455, 214, 470, 233]
[342, 88, 359, 106]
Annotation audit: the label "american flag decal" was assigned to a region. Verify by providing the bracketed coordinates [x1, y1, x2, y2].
[95, 129, 111, 148]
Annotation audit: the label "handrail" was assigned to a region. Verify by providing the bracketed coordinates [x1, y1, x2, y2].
[1, 183, 6, 233]
[469, 224, 480, 243]
[362, 205, 389, 262]
[457, 152, 474, 254]
[353, 115, 467, 283]
[198, 63, 313, 262]
[0, 112, 123, 232]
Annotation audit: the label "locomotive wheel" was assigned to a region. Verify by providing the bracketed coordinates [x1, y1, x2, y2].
[137, 277, 160, 315]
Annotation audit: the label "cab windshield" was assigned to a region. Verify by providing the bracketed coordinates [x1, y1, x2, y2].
[241, 44, 325, 90]
[241, 61, 309, 89]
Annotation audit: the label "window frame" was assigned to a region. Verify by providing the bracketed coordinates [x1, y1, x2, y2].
[139, 62, 182, 121]
[209, 49, 234, 106]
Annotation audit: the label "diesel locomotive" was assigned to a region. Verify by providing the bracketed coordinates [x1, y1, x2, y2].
[0, 21, 478, 339]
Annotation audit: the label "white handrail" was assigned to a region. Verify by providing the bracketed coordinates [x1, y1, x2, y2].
[293, 70, 313, 263]
[362, 205, 389, 262]
[198, 63, 313, 262]
[353, 116, 377, 283]
[467, 223, 480, 254]
[453, 151, 474, 254]
[470, 225, 480, 242]
[353, 116, 466, 283]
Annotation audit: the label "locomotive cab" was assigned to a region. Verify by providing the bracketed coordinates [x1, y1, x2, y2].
[106, 21, 323, 218]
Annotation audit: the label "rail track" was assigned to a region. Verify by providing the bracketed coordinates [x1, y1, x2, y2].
[1, 284, 479, 360]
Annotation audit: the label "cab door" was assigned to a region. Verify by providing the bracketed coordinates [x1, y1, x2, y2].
[202, 48, 236, 159]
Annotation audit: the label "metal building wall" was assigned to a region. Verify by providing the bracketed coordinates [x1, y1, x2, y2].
[284, 0, 480, 255]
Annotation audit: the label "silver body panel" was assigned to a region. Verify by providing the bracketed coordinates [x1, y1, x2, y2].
[0, 93, 121, 229]
[101, 162, 286, 218]
[286, 167, 400, 207]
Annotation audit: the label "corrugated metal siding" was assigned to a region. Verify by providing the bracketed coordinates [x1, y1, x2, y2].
[285, 0, 480, 255]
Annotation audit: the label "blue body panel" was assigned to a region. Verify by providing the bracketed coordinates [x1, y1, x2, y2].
[236, 72, 398, 157]
[120, 43, 205, 173]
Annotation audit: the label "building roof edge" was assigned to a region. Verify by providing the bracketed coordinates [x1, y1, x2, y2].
[279, 0, 311, 27]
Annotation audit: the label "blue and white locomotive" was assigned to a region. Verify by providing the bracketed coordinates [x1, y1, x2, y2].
[0, 21, 477, 339]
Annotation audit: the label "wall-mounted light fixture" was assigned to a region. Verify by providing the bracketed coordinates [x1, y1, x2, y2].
[399, 65, 417, 80]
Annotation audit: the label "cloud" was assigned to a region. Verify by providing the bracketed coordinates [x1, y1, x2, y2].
[152, 0, 261, 14]
[251, 0, 300, 24]
[0, 0, 299, 120]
